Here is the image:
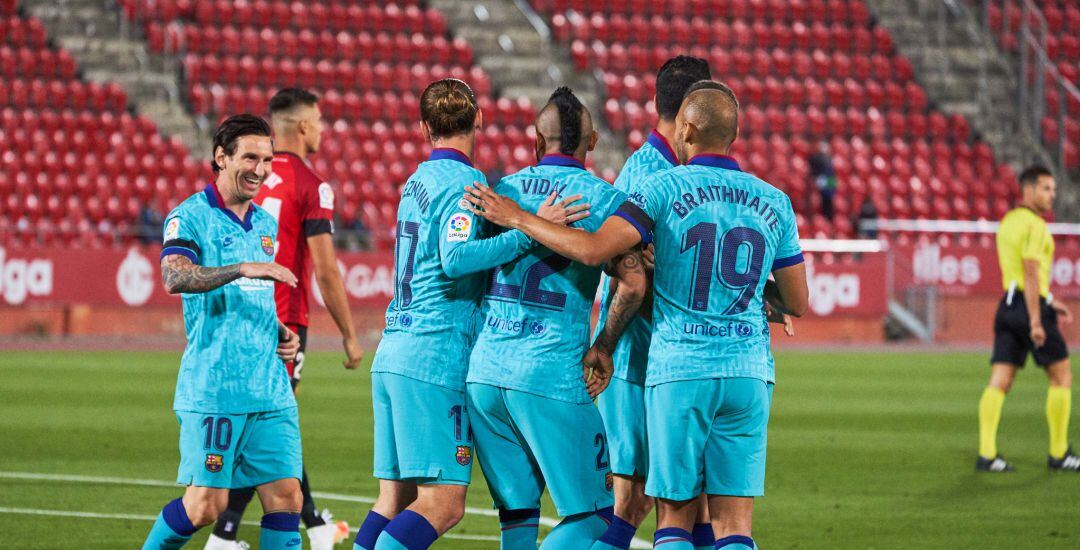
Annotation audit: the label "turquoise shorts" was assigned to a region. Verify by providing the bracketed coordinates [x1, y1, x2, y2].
[467, 383, 614, 517]
[645, 378, 773, 501]
[596, 377, 647, 477]
[175, 406, 302, 489]
[371, 372, 472, 485]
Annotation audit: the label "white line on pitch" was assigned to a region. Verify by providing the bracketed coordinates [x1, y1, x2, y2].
[0, 471, 651, 548]
[0, 507, 500, 542]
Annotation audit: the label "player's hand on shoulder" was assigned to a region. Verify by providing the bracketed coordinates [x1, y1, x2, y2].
[343, 337, 364, 370]
[582, 344, 614, 398]
[463, 182, 524, 228]
[277, 325, 300, 362]
[240, 262, 298, 287]
[536, 191, 590, 226]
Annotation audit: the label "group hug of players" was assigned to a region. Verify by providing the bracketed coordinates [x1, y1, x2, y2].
[141, 55, 812, 550]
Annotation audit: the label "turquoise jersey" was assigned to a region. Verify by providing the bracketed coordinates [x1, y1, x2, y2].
[161, 184, 295, 414]
[593, 130, 677, 384]
[467, 155, 627, 403]
[372, 148, 533, 391]
[614, 155, 803, 386]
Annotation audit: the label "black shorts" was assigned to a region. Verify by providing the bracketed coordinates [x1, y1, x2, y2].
[991, 291, 1069, 367]
[285, 324, 308, 388]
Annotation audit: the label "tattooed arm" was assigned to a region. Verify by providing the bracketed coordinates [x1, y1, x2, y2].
[160, 254, 297, 294]
[583, 251, 648, 398]
[594, 252, 648, 353]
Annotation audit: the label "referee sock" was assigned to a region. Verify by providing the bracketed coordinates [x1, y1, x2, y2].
[592, 514, 637, 549]
[499, 508, 540, 550]
[978, 386, 1006, 458]
[540, 507, 613, 549]
[1047, 385, 1072, 459]
[374, 510, 438, 550]
[653, 527, 694, 549]
[715, 534, 756, 549]
[692, 523, 716, 549]
[142, 498, 198, 550]
[260, 512, 302, 550]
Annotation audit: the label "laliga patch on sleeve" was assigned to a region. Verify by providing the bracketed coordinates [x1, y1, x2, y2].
[164, 217, 180, 243]
[446, 213, 473, 242]
[318, 182, 335, 210]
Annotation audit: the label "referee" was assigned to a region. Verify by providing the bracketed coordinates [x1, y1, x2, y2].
[977, 165, 1079, 472]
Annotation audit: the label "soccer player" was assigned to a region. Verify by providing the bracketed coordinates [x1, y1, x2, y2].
[465, 87, 643, 549]
[590, 55, 716, 550]
[464, 84, 809, 550]
[142, 114, 306, 550]
[351, 78, 587, 550]
[977, 165, 1079, 472]
[204, 88, 359, 550]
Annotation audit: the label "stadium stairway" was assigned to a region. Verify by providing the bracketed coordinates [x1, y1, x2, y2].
[865, 0, 1074, 213]
[430, 0, 627, 175]
[20, 0, 209, 156]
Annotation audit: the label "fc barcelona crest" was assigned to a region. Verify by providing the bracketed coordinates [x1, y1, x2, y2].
[205, 454, 223, 473]
[261, 235, 275, 256]
[455, 445, 472, 466]
[605, 472, 614, 491]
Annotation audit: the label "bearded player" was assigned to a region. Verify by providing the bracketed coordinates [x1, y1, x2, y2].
[142, 114, 305, 550]
[203, 89, 359, 550]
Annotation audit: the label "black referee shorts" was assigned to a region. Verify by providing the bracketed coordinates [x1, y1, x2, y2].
[991, 290, 1069, 368]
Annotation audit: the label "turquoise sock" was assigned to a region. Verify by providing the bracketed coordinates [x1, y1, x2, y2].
[375, 510, 438, 550]
[654, 527, 693, 549]
[715, 534, 755, 549]
[499, 508, 540, 550]
[540, 507, 613, 549]
[259, 512, 302, 549]
[142, 498, 197, 550]
[692, 523, 715, 550]
[591, 513, 637, 549]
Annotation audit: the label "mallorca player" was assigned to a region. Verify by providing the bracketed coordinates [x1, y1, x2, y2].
[350, 79, 587, 550]
[591, 55, 715, 550]
[142, 114, 306, 550]
[977, 165, 1079, 472]
[204, 88, 358, 550]
[464, 85, 809, 549]
[465, 87, 645, 549]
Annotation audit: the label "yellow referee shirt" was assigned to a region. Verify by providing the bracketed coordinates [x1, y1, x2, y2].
[996, 207, 1054, 297]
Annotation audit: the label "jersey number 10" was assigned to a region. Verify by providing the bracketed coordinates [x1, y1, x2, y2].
[681, 223, 765, 314]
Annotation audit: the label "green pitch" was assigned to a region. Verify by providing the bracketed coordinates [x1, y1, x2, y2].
[1, 349, 1077, 548]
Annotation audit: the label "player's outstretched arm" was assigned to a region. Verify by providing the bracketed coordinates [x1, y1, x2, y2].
[309, 233, 363, 369]
[767, 264, 809, 317]
[463, 183, 641, 266]
[160, 254, 297, 294]
[441, 191, 591, 278]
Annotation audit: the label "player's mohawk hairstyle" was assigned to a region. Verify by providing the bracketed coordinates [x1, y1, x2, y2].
[547, 86, 584, 156]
